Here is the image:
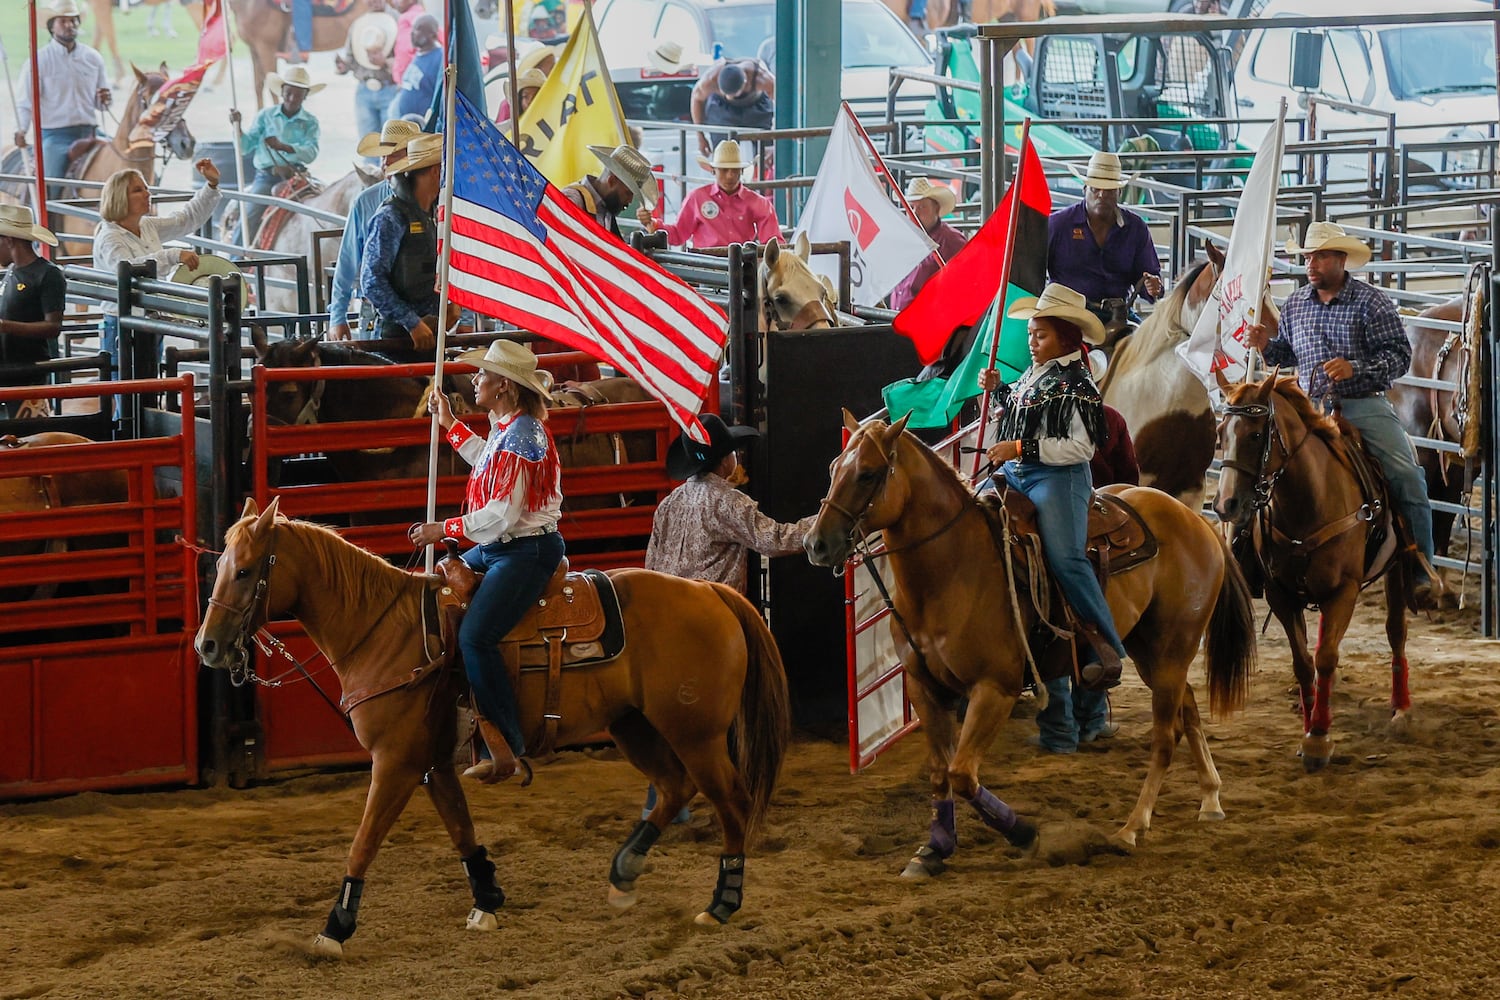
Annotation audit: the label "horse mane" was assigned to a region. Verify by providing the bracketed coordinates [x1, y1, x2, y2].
[1266, 376, 1343, 445]
[1133, 260, 1210, 352]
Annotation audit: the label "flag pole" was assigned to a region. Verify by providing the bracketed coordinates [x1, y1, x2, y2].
[504, 0, 520, 146]
[841, 101, 946, 270]
[27, 0, 47, 239]
[971, 117, 1032, 480]
[581, 2, 629, 143]
[425, 63, 461, 574]
[1246, 98, 1287, 381]
[222, 0, 248, 245]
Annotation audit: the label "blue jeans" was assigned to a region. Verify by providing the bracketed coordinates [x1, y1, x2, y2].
[237, 170, 278, 247]
[291, 0, 313, 52]
[355, 83, 400, 164]
[1337, 395, 1434, 564]
[1001, 459, 1126, 657]
[40, 124, 96, 200]
[1035, 676, 1111, 753]
[460, 531, 566, 756]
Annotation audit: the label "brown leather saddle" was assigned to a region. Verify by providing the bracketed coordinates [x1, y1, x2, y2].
[253, 173, 324, 250]
[431, 553, 624, 759]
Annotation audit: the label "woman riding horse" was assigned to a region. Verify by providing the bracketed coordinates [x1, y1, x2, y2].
[983, 284, 1127, 695]
[410, 339, 565, 783]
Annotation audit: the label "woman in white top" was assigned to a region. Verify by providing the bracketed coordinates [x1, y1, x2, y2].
[93, 159, 221, 379]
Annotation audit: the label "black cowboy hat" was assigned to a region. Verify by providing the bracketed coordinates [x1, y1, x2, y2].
[665, 414, 758, 480]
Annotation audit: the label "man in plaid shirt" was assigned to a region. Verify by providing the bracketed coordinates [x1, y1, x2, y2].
[1248, 221, 1440, 607]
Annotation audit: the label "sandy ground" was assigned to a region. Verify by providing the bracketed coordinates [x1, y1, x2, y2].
[3, 589, 1500, 1000]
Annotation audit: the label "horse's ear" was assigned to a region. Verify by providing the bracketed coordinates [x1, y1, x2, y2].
[794, 231, 811, 262]
[884, 412, 910, 445]
[241, 497, 260, 520]
[292, 337, 319, 363]
[1258, 367, 1281, 398]
[842, 407, 861, 434]
[248, 323, 270, 358]
[1213, 365, 1233, 393]
[132, 63, 146, 85]
[254, 496, 281, 533]
[1206, 241, 1226, 268]
[764, 236, 780, 268]
[159, 61, 169, 78]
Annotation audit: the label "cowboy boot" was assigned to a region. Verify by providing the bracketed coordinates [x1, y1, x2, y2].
[465, 713, 527, 785]
[1406, 549, 1444, 611]
[1076, 623, 1123, 690]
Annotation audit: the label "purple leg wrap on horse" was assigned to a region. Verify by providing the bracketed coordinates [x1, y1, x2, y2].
[926, 799, 957, 858]
[968, 786, 1017, 833]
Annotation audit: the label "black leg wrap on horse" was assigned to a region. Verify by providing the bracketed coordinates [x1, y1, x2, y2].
[461, 845, 505, 912]
[609, 820, 661, 891]
[926, 798, 957, 859]
[704, 853, 745, 924]
[321, 876, 364, 943]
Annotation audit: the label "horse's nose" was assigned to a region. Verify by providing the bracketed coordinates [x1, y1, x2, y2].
[195, 631, 217, 665]
[804, 530, 827, 565]
[1215, 492, 1239, 524]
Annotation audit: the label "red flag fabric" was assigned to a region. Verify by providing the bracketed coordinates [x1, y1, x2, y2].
[196, 0, 227, 67]
[443, 92, 727, 442]
[892, 139, 1051, 366]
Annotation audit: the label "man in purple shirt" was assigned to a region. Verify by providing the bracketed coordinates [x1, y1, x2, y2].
[888, 178, 968, 311]
[1047, 152, 1163, 331]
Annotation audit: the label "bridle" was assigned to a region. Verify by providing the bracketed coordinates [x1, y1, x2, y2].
[205, 524, 281, 687]
[1220, 392, 1311, 513]
[763, 283, 837, 332]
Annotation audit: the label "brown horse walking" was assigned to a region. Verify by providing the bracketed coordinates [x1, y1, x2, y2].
[805, 411, 1254, 864]
[231, 0, 370, 108]
[1217, 375, 1411, 772]
[194, 498, 790, 955]
[88, 0, 206, 81]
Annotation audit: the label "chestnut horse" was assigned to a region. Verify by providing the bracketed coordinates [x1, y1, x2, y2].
[805, 411, 1254, 863]
[194, 498, 791, 954]
[231, 0, 370, 108]
[88, 0, 206, 81]
[1216, 375, 1409, 772]
[1101, 244, 1279, 512]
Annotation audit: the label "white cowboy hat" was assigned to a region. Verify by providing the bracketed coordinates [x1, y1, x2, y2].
[1068, 151, 1135, 191]
[350, 12, 399, 72]
[171, 253, 245, 312]
[387, 132, 443, 177]
[904, 177, 957, 217]
[46, 0, 82, 24]
[0, 204, 58, 246]
[589, 143, 658, 209]
[457, 339, 555, 399]
[356, 118, 423, 158]
[268, 66, 327, 99]
[516, 44, 554, 77]
[696, 139, 752, 173]
[1283, 220, 1372, 270]
[1007, 282, 1108, 346]
[648, 39, 685, 74]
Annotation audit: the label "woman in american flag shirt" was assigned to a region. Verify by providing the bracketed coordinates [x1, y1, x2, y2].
[412, 339, 565, 783]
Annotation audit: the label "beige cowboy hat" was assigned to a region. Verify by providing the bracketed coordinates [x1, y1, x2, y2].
[171, 253, 246, 312]
[1068, 151, 1136, 191]
[268, 66, 327, 99]
[457, 339, 555, 399]
[388, 132, 443, 176]
[46, 0, 83, 25]
[589, 143, 659, 209]
[1007, 282, 1108, 346]
[648, 39, 685, 74]
[357, 118, 423, 158]
[0, 204, 58, 246]
[350, 11, 399, 72]
[1283, 220, 1372, 270]
[516, 44, 554, 78]
[696, 139, 752, 173]
[904, 176, 957, 217]
[516, 68, 548, 94]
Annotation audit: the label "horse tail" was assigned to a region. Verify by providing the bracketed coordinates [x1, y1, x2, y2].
[1205, 534, 1256, 718]
[708, 582, 791, 844]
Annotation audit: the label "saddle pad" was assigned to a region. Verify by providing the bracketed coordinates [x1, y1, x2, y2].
[987, 486, 1158, 576]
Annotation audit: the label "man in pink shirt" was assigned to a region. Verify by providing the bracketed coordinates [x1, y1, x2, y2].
[390, 0, 442, 86]
[638, 141, 780, 249]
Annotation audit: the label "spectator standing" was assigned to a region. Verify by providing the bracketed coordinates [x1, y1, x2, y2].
[336, 4, 400, 163]
[389, 14, 442, 120]
[0, 206, 65, 418]
[639, 140, 779, 249]
[561, 144, 658, 240]
[888, 178, 968, 311]
[13, 0, 111, 202]
[690, 57, 774, 160]
[360, 132, 444, 359]
[390, 0, 441, 86]
[229, 66, 323, 248]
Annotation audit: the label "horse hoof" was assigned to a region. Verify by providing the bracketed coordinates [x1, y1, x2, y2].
[1301, 733, 1334, 772]
[1112, 828, 1140, 848]
[1389, 710, 1411, 733]
[465, 907, 499, 932]
[607, 885, 638, 910]
[899, 855, 944, 880]
[309, 934, 344, 960]
[1198, 810, 1226, 822]
[693, 910, 724, 927]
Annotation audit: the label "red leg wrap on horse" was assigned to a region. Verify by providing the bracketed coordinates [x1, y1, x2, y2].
[1391, 657, 1411, 713]
[1310, 674, 1334, 734]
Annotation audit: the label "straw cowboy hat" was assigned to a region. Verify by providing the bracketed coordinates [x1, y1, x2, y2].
[171, 253, 245, 312]
[696, 139, 752, 173]
[1283, 220, 1372, 270]
[387, 132, 443, 176]
[904, 177, 957, 217]
[589, 143, 659, 209]
[1007, 283, 1108, 346]
[46, 0, 83, 26]
[457, 339, 555, 399]
[648, 39, 685, 74]
[1068, 151, 1135, 191]
[516, 44, 554, 78]
[0, 204, 58, 247]
[516, 68, 548, 94]
[666, 413, 758, 480]
[268, 66, 327, 99]
[356, 118, 422, 159]
[349, 11, 399, 72]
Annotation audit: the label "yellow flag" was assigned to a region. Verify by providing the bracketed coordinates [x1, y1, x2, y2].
[517, 7, 629, 187]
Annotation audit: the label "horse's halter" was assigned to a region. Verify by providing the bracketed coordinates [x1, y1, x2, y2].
[1220, 394, 1308, 512]
[818, 432, 898, 574]
[205, 524, 280, 686]
[766, 295, 836, 331]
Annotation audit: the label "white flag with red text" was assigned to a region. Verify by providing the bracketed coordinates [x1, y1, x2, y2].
[794, 107, 934, 307]
[1177, 102, 1287, 388]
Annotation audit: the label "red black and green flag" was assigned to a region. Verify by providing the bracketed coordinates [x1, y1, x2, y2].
[883, 136, 1050, 429]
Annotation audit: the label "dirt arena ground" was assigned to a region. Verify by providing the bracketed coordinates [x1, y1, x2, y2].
[4, 594, 1499, 1000]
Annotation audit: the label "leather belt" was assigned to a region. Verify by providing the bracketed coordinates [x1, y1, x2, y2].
[497, 527, 558, 544]
[1336, 390, 1386, 400]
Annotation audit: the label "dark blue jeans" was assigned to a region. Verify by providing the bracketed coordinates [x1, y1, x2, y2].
[40, 125, 96, 200]
[460, 531, 566, 756]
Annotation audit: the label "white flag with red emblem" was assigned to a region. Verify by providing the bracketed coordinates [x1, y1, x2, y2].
[794, 107, 934, 307]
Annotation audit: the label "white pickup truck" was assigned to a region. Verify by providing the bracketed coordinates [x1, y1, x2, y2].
[1232, 0, 1496, 190]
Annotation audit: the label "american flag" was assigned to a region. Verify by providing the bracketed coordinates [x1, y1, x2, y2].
[443, 92, 727, 440]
